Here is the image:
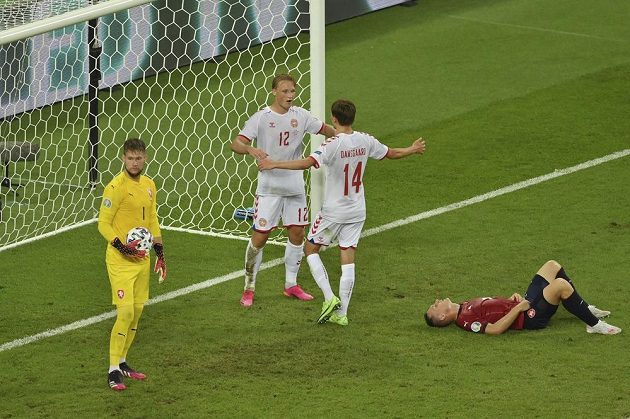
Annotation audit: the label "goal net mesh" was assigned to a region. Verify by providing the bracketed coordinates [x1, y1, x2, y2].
[0, 0, 311, 249]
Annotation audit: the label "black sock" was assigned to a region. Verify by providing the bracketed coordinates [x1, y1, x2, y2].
[562, 291, 598, 327]
[555, 267, 576, 290]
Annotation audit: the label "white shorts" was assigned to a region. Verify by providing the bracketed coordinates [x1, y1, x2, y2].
[307, 212, 364, 249]
[252, 194, 309, 232]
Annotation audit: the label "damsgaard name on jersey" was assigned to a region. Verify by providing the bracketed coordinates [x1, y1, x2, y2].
[340, 148, 366, 158]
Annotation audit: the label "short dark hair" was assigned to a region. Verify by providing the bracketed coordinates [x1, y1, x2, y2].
[331, 99, 356, 126]
[272, 73, 296, 89]
[123, 138, 146, 154]
[424, 312, 449, 328]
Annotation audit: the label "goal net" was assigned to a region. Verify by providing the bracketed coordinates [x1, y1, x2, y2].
[0, 0, 320, 250]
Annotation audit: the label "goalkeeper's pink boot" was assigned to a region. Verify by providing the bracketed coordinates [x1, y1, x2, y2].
[240, 289, 254, 307]
[108, 370, 126, 391]
[283, 285, 314, 301]
[119, 362, 146, 380]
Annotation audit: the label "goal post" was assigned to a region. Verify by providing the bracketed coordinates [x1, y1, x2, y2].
[309, 0, 325, 223]
[0, 0, 325, 251]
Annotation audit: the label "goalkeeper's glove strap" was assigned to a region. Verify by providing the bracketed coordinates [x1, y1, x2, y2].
[154, 243, 164, 259]
[112, 237, 138, 256]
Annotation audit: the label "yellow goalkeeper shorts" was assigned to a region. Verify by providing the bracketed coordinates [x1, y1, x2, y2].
[107, 260, 150, 306]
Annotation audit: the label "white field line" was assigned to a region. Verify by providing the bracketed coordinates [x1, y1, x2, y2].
[0, 216, 286, 256]
[0, 218, 97, 253]
[1, 149, 629, 353]
[160, 225, 287, 247]
[363, 149, 630, 238]
[449, 15, 629, 43]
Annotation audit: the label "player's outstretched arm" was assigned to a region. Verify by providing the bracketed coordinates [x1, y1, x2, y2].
[229, 135, 268, 160]
[258, 157, 315, 171]
[485, 299, 530, 335]
[321, 124, 337, 138]
[385, 138, 426, 160]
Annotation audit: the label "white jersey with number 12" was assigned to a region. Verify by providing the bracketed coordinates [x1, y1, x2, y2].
[240, 105, 324, 196]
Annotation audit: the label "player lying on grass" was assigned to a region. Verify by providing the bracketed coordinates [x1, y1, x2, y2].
[258, 99, 426, 325]
[424, 260, 621, 335]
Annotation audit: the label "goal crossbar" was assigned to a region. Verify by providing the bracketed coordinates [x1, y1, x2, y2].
[0, 0, 154, 46]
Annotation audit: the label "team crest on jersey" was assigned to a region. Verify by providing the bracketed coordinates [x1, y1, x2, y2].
[147, 189, 153, 200]
[290, 118, 298, 128]
[470, 322, 482, 332]
[527, 308, 536, 318]
[269, 122, 276, 128]
[258, 218, 267, 227]
[117, 289, 125, 299]
[103, 198, 112, 208]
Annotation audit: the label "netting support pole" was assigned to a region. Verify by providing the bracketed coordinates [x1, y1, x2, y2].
[309, 0, 325, 220]
[87, 16, 102, 188]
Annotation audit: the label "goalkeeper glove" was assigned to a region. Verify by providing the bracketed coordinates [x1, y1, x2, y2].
[111, 237, 147, 259]
[153, 243, 167, 283]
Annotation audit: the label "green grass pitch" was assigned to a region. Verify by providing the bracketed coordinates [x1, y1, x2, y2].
[1, 0, 630, 416]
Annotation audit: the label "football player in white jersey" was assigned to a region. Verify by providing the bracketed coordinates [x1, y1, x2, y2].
[258, 99, 426, 325]
[230, 74, 336, 307]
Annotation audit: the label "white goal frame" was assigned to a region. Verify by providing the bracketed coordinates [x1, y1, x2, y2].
[0, 0, 326, 252]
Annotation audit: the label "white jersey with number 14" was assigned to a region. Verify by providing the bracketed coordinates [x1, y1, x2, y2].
[309, 131, 388, 223]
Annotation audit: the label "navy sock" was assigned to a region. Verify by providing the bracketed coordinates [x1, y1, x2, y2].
[562, 291, 598, 327]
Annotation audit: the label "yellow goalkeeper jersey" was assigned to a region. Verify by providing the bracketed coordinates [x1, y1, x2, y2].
[98, 171, 162, 265]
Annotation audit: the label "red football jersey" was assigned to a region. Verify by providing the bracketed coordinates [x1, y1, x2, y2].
[456, 297, 525, 333]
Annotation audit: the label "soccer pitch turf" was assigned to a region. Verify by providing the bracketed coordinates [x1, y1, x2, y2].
[1, 0, 630, 417]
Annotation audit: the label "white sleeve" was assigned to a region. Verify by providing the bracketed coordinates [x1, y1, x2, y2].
[297, 107, 325, 135]
[309, 144, 326, 169]
[367, 134, 388, 160]
[239, 112, 261, 142]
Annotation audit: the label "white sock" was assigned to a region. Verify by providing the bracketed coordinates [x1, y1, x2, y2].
[108, 365, 120, 373]
[119, 358, 126, 364]
[244, 240, 263, 290]
[338, 263, 355, 316]
[307, 253, 334, 300]
[284, 241, 304, 288]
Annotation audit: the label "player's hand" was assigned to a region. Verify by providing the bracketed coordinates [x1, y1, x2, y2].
[516, 299, 530, 311]
[154, 256, 166, 283]
[510, 293, 524, 302]
[111, 237, 147, 259]
[153, 243, 166, 283]
[257, 158, 275, 171]
[247, 147, 268, 161]
[412, 138, 426, 154]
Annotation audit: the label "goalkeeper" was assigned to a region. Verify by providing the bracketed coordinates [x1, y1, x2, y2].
[97, 138, 167, 391]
